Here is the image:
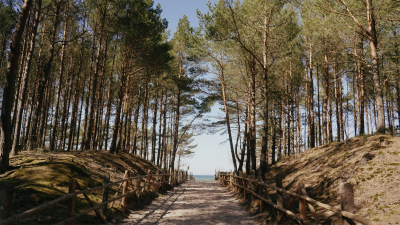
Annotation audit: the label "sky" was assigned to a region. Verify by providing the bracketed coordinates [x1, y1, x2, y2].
[151, 0, 234, 175]
[153, 0, 216, 36]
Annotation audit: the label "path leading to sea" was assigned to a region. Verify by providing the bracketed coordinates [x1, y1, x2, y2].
[121, 180, 260, 225]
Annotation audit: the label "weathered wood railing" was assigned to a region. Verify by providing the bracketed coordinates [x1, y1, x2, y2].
[218, 171, 377, 225]
[0, 169, 190, 225]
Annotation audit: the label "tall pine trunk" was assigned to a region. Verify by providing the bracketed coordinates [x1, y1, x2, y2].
[323, 43, 329, 144]
[50, 0, 69, 151]
[11, 0, 41, 155]
[169, 62, 183, 173]
[110, 62, 126, 153]
[219, 52, 237, 173]
[366, 0, 385, 133]
[85, 5, 107, 150]
[0, 0, 33, 173]
[150, 80, 159, 163]
[31, 0, 61, 148]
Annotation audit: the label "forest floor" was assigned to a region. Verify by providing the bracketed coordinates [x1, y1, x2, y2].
[0, 150, 167, 224]
[255, 134, 400, 224]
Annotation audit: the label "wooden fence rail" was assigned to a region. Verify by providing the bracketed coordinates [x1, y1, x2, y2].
[218, 171, 378, 225]
[0, 169, 190, 225]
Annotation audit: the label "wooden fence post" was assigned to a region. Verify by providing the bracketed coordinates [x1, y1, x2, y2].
[250, 170, 256, 203]
[102, 173, 110, 217]
[258, 174, 263, 212]
[172, 170, 175, 187]
[340, 182, 355, 225]
[299, 182, 320, 224]
[169, 169, 172, 186]
[162, 173, 166, 191]
[276, 173, 283, 218]
[225, 172, 227, 185]
[67, 179, 76, 225]
[238, 171, 243, 195]
[243, 174, 247, 201]
[155, 170, 159, 191]
[122, 170, 129, 213]
[172, 170, 174, 187]
[175, 170, 177, 186]
[0, 182, 13, 220]
[234, 172, 237, 192]
[230, 172, 233, 189]
[147, 170, 151, 196]
[135, 175, 140, 200]
[298, 184, 307, 225]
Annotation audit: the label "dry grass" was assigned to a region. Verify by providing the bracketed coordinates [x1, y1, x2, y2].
[0, 150, 166, 224]
[261, 134, 400, 224]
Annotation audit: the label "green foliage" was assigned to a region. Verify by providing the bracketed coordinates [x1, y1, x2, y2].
[0, 1, 16, 35]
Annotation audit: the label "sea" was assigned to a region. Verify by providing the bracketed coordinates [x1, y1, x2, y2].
[193, 175, 215, 181]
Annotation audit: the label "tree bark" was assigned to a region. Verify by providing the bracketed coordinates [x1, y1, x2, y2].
[219, 51, 237, 173]
[11, 0, 41, 155]
[110, 63, 126, 154]
[334, 60, 340, 141]
[0, 0, 33, 174]
[157, 89, 164, 166]
[169, 62, 183, 173]
[323, 43, 329, 144]
[131, 84, 141, 154]
[260, 5, 270, 176]
[309, 45, 315, 147]
[85, 4, 107, 150]
[50, 0, 69, 151]
[68, 39, 85, 152]
[150, 79, 159, 164]
[317, 65, 321, 146]
[395, 30, 400, 130]
[162, 91, 168, 169]
[30, 0, 61, 148]
[104, 51, 115, 151]
[366, 0, 385, 134]
[249, 60, 256, 171]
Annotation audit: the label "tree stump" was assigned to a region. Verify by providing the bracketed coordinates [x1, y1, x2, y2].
[67, 179, 76, 225]
[340, 182, 356, 225]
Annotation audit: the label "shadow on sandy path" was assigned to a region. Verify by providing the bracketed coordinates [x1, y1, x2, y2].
[121, 180, 260, 225]
[133, 188, 185, 225]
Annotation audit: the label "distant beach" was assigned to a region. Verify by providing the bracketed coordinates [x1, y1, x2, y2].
[193, 175, 215, 181]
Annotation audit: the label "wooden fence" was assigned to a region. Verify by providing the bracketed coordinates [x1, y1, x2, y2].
[218, 171, 377, 225]
[0, 169, 190, 225]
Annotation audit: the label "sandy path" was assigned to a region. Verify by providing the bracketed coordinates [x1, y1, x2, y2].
[120, 180, 260, 225]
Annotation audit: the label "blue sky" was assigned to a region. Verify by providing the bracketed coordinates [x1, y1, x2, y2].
[152, 0, 234, 175]
[153, 0, 216, 36]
